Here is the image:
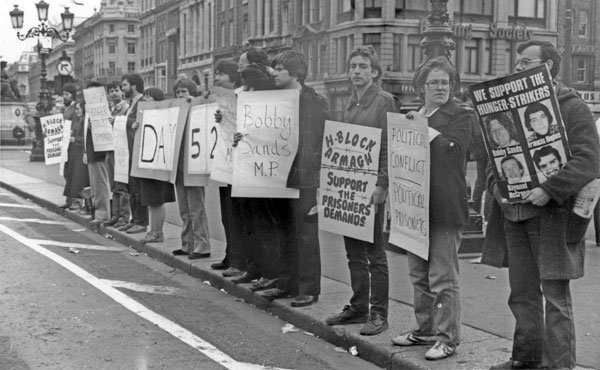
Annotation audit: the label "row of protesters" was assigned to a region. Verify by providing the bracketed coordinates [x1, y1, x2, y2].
[60, 83, 89, 211]
[170, 78, 212, 259]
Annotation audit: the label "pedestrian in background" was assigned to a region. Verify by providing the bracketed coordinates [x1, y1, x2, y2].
[325, 45, 398, 336]
[485, 40, 600, 370]
[392, 56, 473, 361]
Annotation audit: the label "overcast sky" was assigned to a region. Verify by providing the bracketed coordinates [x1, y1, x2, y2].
[0, 0, 100, 63]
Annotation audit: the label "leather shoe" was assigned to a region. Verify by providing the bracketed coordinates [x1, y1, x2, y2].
[90, 219, 107, 227]
[126, 225, 147, 234]
[249, 277, 278, 292]
[359, 312, 389, 335]
[172, 249, 189, 256]
[102, 218, 118, 227]
[210, 261, 228, 270]
[260, 288, 292, 301]
[112, 220, 128, 228]
[231, 272, 260, 284]
[221, 267, 244, 277]
[291, 295, 318, 307]
[325, 305, 368, 326]
[489, 360, 542, 369]
[119, 223, 134, 231]
[59, 203, 71, 209]
[188, 252, 210, 260]
[141, 232, 163, 243]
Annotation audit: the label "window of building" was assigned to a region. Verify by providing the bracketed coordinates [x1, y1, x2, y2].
[314, 0, 321, 22]
[485, 39, 492, 75]
[229, 20, 234, 45]
[109, 42, 116, 54]
[281, 4, 288, 35]
[508, 0, 545, 19]
[128, 24, 135, 33]
[364, 0, 382, 18]
[459, 0, 493, 15]
[392, 34, 402, 71]
[363, 33, 381, 59]
[573, 56, 589, 83]
[109, 24, 115, 33]
[320, 44, 328, 76]
[338, 37, 347, 73]
[464, 39, 479, 74]
[578, 10, 588, 38]
[407, 35, 423, 72]
[243, 14, 249, 41]
[220, 22, 225, 47]
[109, 61, 116, 75]
[128, 62, 135, 73]
[402, 0, 428, 10]
[339, 0, 352, 13]
[128, 42, 135, 54]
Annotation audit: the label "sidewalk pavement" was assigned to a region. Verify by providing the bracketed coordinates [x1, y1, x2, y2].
[1, 148, 598, 370]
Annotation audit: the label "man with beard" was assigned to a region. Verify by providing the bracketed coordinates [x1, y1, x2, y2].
[59, 83, 82, 209]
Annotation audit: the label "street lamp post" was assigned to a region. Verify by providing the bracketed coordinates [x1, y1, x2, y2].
[9, 1, 74, 161]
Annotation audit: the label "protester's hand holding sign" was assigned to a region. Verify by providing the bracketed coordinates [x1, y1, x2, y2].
[524, 187, 550, 206]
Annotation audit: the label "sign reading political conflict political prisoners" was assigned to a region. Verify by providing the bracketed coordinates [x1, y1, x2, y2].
[113, 116, 129, 184]
[387, 113, 430, 260]
[469, 65, 570, 203]
[232, 89, 300, 198]
[40, 113, 66, 165]
[183, 96, 220, 186]
[318, 120, 381, 243]
[210, 86, 238, 185]
[83, 87, 114, 152]
[130, 99, 189, 184]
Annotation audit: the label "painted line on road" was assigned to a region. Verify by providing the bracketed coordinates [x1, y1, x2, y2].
[100, 279, 180, 295]
[0, 224, 289, 370]
[0, 202, 38, 209]
[0, 216, 70, 225]
[30, 239, 128, 252]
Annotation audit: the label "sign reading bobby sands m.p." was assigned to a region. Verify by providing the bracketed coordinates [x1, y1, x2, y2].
[318, 120, 381, 243]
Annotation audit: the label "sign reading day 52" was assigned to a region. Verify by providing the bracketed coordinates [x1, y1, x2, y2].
[187, 101, 219, 175]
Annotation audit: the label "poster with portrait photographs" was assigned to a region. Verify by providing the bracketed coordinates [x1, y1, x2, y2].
[468, 65, 570, 203]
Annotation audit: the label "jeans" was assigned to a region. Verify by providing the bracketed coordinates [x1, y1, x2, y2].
[343, 206, 389, 317]
[277, 187, 321, 296]
[128, 176, 148, 226]
[407, 223, 462, 347]
[504, 217, 576, 369]
[87, 158, 111, 221]
[219, 185, 245, 269]
[175, 178, 210, 254]
[111, 182, 130, 223]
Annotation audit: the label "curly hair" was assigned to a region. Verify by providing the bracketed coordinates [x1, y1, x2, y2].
[413, 57, 459, 98]
[346, 45, 382, 83]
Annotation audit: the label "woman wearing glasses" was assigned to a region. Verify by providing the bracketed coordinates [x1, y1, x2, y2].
[391, 57, 474, 361]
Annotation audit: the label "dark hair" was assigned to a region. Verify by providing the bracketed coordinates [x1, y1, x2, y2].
[533, 145, 562, 168]
[75, 100, 86, 116]
[62, 83, 78, 97]
[121, 73, 145, 94]
[346, 45, 381, 83]
[245, 47, 269, 66]
[516, 40, 561, 78]
[106, 80, 122, 91]
[174, 78, 198, 97]
[523, 101, 553, 132]
[240, 64, 276, 91]
[144, 87, 165, 101]
[500, 155, 523, 177]
[485, 112, 517, 147]
[413, 56, 459, 99]
[271, 51, 308, 84]
[215, 60, 241, 88]
[86, 80, 104, 88]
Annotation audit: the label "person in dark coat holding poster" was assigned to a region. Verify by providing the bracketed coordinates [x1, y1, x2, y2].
[391, 57, 473, 361]
[485, 41, 600, 370]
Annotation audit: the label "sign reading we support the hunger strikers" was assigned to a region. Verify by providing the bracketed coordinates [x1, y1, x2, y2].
[318, 120, 381, 243]
[40, 113, 66, 165]
[113, 116, 129, 183]
[130, 99, 189, 184]
[183, 96, 220, 186]
[232, 89, 300, 198]
[210, 86, 238, 184]
[83, 87, 114, 151]
[387, 113, 430, 260]
[469, 65, 570, 203]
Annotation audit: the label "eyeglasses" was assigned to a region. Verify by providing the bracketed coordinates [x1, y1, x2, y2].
[513, 59, 543, 68]
[425, 80, 450, 89]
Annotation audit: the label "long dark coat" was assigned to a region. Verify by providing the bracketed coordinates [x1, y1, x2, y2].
[63, 114, 90, 198]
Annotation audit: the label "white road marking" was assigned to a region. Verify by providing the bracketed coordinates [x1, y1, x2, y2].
[100, 279, 180, 295]
[0, 224, 288, 370]
[30, 239, 128, 252]
[0, 216, 70, 225]
[0, 202, 37, 208]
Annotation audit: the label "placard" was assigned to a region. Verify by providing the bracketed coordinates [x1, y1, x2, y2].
[231, 89, 300, 198]
[387, 113, 430, 260]
[40, 113, 65, 165]
[83, 86, 114, 151]
[130, 99, 189, 183]
[318, 120, 381, 242]
[183, 96, 219, 186]
[58, 119, 71, 176]
[469, 65, 570, 203]
[210, 86, 238, 184]
[113, 116, 129, 183]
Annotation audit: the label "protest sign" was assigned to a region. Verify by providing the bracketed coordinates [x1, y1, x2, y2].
[83, 87, 114, 151]
[130, 99, 189, 183]
[469, 65, 570, 203]
[40, 113, 65, 165]
[183, 96, 219, 186]
[58, 119, 71, 176]
[210, 86, 238, 184]
[113, 116, 129, 183]
[318, 120, 381, 243]
[387, 113, 430, 260]
[232, 89, 300, 198]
